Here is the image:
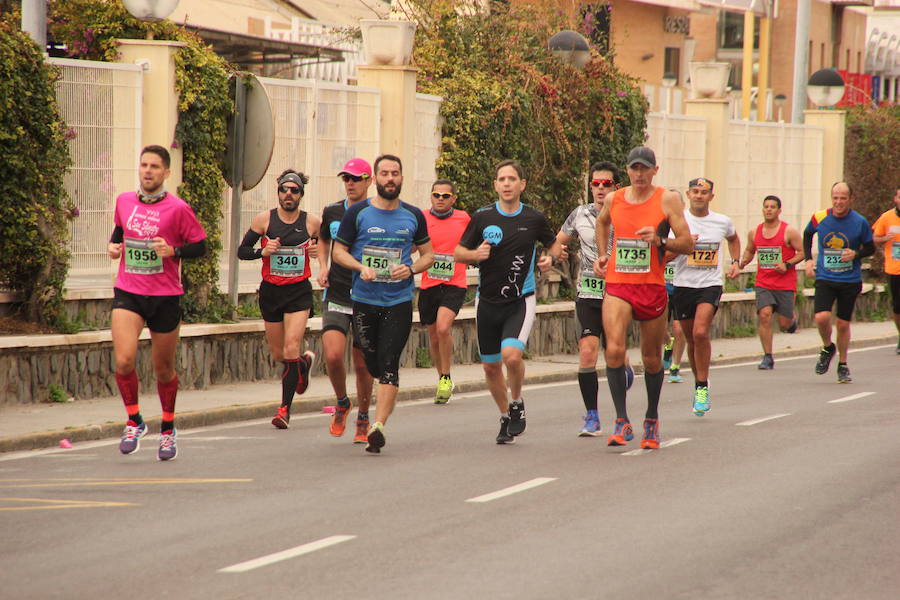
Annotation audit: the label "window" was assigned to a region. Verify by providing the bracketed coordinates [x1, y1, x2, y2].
[719, 11, 758, 50]
[664, 47, 681, 82]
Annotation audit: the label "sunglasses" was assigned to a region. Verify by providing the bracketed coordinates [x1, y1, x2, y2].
[278, 185, 302, 195]
[591, 179, 616, 188]
[341, 174, 368, 183]
[431, 192, 454, 200]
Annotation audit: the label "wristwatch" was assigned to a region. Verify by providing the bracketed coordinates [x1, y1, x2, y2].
[658, 237, 667, 250]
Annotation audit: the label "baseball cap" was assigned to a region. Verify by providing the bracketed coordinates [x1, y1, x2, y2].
[688, 177, 714, 191]
[626, 146, 656, 168]
[338, 158, 372, 178]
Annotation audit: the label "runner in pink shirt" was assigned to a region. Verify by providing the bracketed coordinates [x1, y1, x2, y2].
[107, 145, 207, 461]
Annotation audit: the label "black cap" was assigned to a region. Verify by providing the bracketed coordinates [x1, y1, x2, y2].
[626, 146, 656, 168]
[688, 177, 714, 191]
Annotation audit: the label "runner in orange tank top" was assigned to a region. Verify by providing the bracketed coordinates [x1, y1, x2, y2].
[592, 146, 693, 450]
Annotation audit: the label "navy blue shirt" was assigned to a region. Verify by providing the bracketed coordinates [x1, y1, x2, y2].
[804, 208, 872, 283]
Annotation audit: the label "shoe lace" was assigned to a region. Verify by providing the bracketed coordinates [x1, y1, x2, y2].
[644, 420, 658, 439]
[159, 433, 175, 451]
[123, 425, 139, 441]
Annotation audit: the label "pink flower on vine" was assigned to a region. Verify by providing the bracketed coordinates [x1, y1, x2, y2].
[617, 90, 627, 97]
[64, 127, 77, 140]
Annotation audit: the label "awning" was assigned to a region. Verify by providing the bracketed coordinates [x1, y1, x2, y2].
[183, 24, 346, 67]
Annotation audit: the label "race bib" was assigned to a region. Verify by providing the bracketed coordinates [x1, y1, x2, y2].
[757, 246, 782, 269]
[362, 245, 402, 282]
[892, 241, 900, 261]
[822, 248, 851, 273]
[124, 237, 162, 275]
[270, 245, 306, 276]
[579, 269, 605, 300]
[614, 238, 650, 273]
[428, 253, 455, 281]
[687, 241, 720, 270]
[664, 263, 675, 283]
[327, 301, 353, 315]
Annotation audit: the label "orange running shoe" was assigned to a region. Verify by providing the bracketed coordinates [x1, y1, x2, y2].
[330, 399, 351, 436]
[272, 405, 289, 429]
[296, 350, 316, 395]
[640, 418, 660, 449]
[353, 416, 369, 444]
[606, 418, 633, 446]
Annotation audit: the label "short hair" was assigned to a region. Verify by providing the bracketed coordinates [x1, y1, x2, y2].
[589, 161, 621, 184]
[763, 194, 782, 208]
[374, 154, 403, 174]
[831, 181, 853, 197]
[494, 159, 525, 179]
[141, 145, 170, 169]
[432, 179, 457, 194]
[277, 169, 309, 185]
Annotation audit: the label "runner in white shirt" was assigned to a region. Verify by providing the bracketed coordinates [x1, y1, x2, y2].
[669, 177, 741, 417]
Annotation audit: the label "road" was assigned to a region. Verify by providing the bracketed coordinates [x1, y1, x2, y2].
[2, 346, 898, 600]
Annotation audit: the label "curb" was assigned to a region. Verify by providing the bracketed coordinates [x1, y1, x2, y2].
[1, 334, 894, 453]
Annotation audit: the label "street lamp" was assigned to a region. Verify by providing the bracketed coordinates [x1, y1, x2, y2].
[774, 93, 786, 122]
[806, 68, 845, 108]
[122, 0, 180, 22]
[548, 30, 591, 69]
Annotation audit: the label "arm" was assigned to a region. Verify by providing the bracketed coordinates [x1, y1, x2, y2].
[108, 225, 124, 259]
[332, 240, 375, 281]
[317, 238, 332, 287]
[739, 230, 756, 269]
[454, 241, 490, 264]
[657, 190, 694, 255]
[593, 203, 611, 276]
[725, 232, 741, 279]
[305, 214, 321, 260]
[237, 212, 270, 260]
[782, 226, 804, 270]
[803, 227, 816, 278]
[403, 241, 435, 279]
[538, 238, 566, 272]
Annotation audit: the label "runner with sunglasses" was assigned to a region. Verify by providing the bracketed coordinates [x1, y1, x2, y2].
[318, 159, 375, 443]
[238, 169, 320, 429]
[871, 186, 900, 355]
[555, 162, 633, 437]
[419, 180, 471, 404]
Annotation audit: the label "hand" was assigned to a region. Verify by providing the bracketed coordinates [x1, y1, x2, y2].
[774, 262, 788, 274]
[150, 237, 173, 258]
[262, 237, 280, 257]
[635, 226, 656, 244]
[558, 244, 569, 262]
[317, 267, 330, 288]
[726, 261, 740, 279]
[840, 248, 855, 262]
[107, 242, 122, 260]
[804, 262, 815, 279]
[307, 238, 318, 259]
[475, 240, 492, 262]
[537, 255, 552, 273]
[360, 266, 376, 281]
[389, 264, 412, 280]
[593, 255, 609, 277]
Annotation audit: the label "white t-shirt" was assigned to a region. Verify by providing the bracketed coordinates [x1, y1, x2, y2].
[672, 209, 736, 289]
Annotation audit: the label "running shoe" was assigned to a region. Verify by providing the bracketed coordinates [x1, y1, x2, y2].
[640, 419, 660, 450]
[815, 343, 836, 375]
[353, 415, 369, 444]
[693, 386, 710, 416]
[435, 375, 453, 404]
[496, 416, 515, 444]
[837, 363, 852, 383]
[295, 350, 316, 395]
[662, 336, 674, 370]
[330, 398, 351, 437]
[758, 354, 774, 370]
[786, 318, 798, 334]
[606, 418, 633, 446]
[507, 400, 526, 436]
[366, 422, 385, 454]
[119, 420, 147, 455]
[272, 405, 290, 429]
[624, 364, 635, 391]
[157, 429, 177, 461]
[668, 366, 683, 383]
[578, 410, 601, 437]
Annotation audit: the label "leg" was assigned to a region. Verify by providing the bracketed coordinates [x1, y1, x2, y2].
[426, 322, 442, 376]
[112, 308, 146, 439]
[264, 321, 286, 363]
[758, 305, 775, 355]
[835, 317, 851, 362]
[577, 335, 601, 411]
[602, 296, 632, 420]
[679, 317, 697, 379]
[434, 307, 457, 375]
[672, 318, 686, 365]
[482, 361, 509, 413]
[638, 313, 667, 441]
[814, 311, 833, 347]
[322, 329, 348, 399]
[689, 304, 717, 383]
[149, 326, 181, 433]
[352, 346, 374, 413]
[371, 302, 412, 427]
[502, 346, 525, 402]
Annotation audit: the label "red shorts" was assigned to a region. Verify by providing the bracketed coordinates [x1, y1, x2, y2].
[605, 283, 668, 321]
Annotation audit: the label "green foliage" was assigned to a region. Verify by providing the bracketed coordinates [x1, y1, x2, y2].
[49, 0, 235, 322]
[723, 323, 756, 338]
[48, 384, 68, 403]
[406, 0, 647, 227]
[844, 104, 900, 274]
[236, 298, 262, 319]
[0, 19, 73, 328]
[415, 346, 432, 368]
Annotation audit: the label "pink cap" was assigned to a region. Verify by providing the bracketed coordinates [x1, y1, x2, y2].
[338, 158, 372, 178]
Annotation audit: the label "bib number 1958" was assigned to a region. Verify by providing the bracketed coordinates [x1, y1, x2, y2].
[124, 237, 163, 274]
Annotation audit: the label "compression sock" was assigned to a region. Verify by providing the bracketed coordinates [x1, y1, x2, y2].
[158, 374, 178, 432]
[606, 365, 628, 420]
[116, 370, 142, 425]
[644, 369, 664, 420]
[281, 359, 300, 409]
[577, 367, 599, 412]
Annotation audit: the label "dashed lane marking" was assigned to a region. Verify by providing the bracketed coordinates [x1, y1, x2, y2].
[736, 413, 791, 426]
[827, 392, 876, 404]
[465, 477, 557, 503]
[218, 535, 356, 573]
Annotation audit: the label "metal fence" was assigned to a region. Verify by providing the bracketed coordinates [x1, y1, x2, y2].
[51, 58, 143, 276]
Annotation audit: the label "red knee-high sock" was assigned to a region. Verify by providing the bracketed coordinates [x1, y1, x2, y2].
[115, 370, 142, 424]
[158, 375, 178, 432]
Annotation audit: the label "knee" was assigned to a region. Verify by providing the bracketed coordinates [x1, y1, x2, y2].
[482, 361, 503, 377]
[835, 319, 851, 333]
[435, 322, 453, 338]
[283, 341, 301, 358]
[758, 311, 772, 325]
[814, 312, 831, 326]
[692, 328, 710, 343]
[115, 357, 136, 374]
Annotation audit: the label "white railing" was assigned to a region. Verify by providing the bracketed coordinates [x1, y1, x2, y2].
[264, 17, 362, 84]
[413, 93, 443, 207]
[645, 112, 707, 192]
[51, 58, 143, 276]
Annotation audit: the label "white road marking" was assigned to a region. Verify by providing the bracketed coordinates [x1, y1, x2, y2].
[465, 477, 557, 503]
[622, 437, 691, 456]
[827, 392, 876, 404]
[736, 413, 791, 426]
[218, 535, 356, 573]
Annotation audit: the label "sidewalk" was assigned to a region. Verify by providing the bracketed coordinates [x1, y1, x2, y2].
[1, 321, 896, 452]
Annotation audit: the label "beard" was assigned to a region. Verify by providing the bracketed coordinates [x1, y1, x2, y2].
[279, 197, 300, 212]
[377, 181, 402, 200]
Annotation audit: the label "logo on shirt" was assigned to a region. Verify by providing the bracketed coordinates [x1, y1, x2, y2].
[483, 225, 503, 245]
[367, 226, 386, 234]
[518, 227, 528, 232]
[396, 228, 410, 235]
[823, 232, 848, 249]
[329, 222, 340, 237]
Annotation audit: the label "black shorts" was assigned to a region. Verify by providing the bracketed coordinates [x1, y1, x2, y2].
[418, 284, 466, 325]
[476, 295, 536, 362]
[258, 279, 313, 323]
[890, 274, 900, 315]
[113, 287, 181, 333]
[575, 297, 604, 342]
[352, 301, 412, 386]
[813, 279, 862, 321]
[671, 286, 723, 321]
[322, 299, 354, 336]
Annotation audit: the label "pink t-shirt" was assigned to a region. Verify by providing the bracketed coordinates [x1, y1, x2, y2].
[113, 191, 206, 296]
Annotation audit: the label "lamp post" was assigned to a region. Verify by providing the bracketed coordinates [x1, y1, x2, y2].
[774, 93, 786, 122]
[661, 71, 677, 114]
[548, 30, 591, 69]
[806, 68, 846, 108]
[122, 0, 180, 22]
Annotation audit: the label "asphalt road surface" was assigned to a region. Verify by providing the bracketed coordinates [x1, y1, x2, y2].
[2, 346, 898, 600]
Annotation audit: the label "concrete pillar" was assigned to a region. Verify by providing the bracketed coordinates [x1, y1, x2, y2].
[741, 11, 754, 120]
[889, 77, 897, 103]
[803, 109, 846, 211]
[757, 16, 771, 122]
[356, 65, 418, 204]
[685, 99, 731, 203]
[116, 39, 187, 192]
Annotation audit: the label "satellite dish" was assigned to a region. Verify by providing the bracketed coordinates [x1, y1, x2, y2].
[223, 74, 274, 191]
